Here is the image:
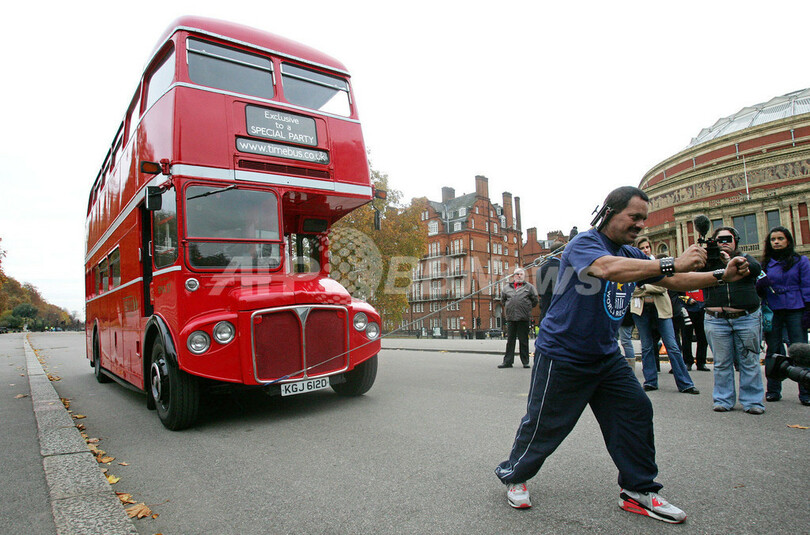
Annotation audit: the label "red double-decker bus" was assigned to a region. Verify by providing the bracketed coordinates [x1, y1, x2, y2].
[85, 16, 381, 430]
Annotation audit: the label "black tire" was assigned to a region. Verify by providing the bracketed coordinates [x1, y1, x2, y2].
[331, 355, 377, 396]
[149, 337, 199, 430]
[93, 335, 112, 383]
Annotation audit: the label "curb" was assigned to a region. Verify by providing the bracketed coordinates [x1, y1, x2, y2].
[383, 346, 503, 355]
[24, 336, 138, 535]
[381, 345, 637, 368]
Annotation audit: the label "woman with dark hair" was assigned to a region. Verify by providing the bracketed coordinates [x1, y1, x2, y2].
[758, 226, 810, 405]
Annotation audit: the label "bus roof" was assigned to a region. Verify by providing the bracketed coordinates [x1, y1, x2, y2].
[151, 16, 350, 75]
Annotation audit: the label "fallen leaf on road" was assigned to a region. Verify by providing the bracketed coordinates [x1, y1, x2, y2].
[72, 414, 86, 420]
[87, 438, 100, 444]
[125, 503, 152, 519]
[105, 474, 120, 484]
[98, 456, 115, 464]
[116, 492, 136, 504]
[47, 374, 61, 381]
[15, 394, 28, 399]
[118, 462, 129, 466]
[787, 424, 808, 429]
[75, 423, 85, 431]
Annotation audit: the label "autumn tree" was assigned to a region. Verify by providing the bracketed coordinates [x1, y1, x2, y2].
[0, 237, 5, 283]
[330, 168, 426, 329]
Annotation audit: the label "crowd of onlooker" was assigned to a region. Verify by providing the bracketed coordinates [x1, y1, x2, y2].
[624, 226, 810, 411]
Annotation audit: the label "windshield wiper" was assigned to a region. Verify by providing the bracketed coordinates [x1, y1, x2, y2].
[187, 184, 237, 201]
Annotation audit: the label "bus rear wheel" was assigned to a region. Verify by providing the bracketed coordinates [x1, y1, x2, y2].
[149, 337, 199, 430]
[331, 355, 377, 396]
[93, 335, 112, 384]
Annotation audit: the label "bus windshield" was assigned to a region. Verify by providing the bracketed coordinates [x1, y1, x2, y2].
[185, 185, 281, 269]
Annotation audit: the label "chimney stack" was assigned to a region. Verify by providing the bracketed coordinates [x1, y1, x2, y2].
[502, 192, 513, 229]
[475, 175, 489, 198]
[514, 196, 522, 232]
[527, 227, 537, 245]
[441, 187, 455, 203]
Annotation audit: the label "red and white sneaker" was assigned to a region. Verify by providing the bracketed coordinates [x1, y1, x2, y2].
[619, 489, 686, 523]
[506, 483, 531, 509]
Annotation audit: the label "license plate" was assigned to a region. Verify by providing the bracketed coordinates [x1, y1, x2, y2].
[280, 377, 330, 396]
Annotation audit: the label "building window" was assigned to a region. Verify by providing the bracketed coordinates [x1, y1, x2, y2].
[766, 210, 781, 231]
[459, 207, 466, 217]
[710, 218, 723, 233]
[428, 220, 438, 235]
[475, 206, 479, 214]
[453, 222, 461, 232]
[493, 224, 498, 234]
[732, 213, 758, 246]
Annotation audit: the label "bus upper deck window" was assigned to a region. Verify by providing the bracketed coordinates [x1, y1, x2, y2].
[145, 50, 176, 112]
[187, 38, 274, 100]
[281, 63, 351, 117]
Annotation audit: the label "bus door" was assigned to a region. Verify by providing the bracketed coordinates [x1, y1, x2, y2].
[141, 204, 154, 317]
[149, 187, 180, 314]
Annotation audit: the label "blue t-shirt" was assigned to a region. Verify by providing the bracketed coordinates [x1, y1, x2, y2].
[535, 228, 660, 363]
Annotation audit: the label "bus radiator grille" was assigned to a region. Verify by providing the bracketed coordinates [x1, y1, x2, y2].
[252, 306, 348, 382]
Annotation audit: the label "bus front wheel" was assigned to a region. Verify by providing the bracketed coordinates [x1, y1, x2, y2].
[149, 337, 199, 430]
[331, 355, 377, 396]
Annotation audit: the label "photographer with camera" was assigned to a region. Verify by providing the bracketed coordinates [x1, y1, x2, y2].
[758, 226, 810, 405]
[702, 227, 765, 414]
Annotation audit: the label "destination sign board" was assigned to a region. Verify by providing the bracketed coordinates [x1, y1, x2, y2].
[236, 137, 329, 164]
[245, 106, 318, 147]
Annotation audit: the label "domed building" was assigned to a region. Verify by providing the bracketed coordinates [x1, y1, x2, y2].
[641, 88, 810, 258]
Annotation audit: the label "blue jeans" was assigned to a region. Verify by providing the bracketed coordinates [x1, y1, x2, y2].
[704, 310, 765, 410]
[633, 312, 695, 391]
[764, 309, 809, 401]
[618, 325, 635, 360]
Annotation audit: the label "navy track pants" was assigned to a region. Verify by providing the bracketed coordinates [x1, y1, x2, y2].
[495, 351, 663, 493]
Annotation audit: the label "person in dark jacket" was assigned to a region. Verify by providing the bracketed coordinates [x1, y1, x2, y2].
[498, 267, 539, 368]
[703, 226, 765, 414]
[681, 289, 709, 371]
[537, 241, 565, 320]
[757, 226, 810, 405]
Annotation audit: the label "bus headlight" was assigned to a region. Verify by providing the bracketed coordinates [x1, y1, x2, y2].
[187, 331, 211, 354]
[353, 312, 368, 331]
[365, 322, 380, 340]
[213, 321, 235, 344]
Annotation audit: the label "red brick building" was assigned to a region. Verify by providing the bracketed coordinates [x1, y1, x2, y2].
[406, 175, 525, 336]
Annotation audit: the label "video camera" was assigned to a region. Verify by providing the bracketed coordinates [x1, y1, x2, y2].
[765, 343, 810, 390]
[693, 215, 724, 271]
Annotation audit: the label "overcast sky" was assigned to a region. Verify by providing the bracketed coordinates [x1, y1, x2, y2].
[1, 0, 807, 318]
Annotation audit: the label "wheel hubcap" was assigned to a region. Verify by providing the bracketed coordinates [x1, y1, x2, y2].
[150, 360, 167, 405]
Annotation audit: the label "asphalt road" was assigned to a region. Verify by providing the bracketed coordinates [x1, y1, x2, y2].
[29, 332, 810, 534]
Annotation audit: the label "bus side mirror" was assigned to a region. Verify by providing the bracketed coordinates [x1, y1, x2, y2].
[145, 187, 162, 211]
